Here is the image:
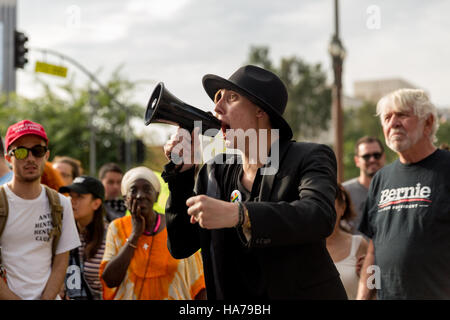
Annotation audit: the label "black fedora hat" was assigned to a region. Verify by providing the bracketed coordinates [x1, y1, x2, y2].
[202, 65, 293, 140]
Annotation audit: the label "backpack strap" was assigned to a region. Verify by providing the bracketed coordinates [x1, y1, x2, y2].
[0, 186, 8, 239]
[0, 186, 8, 275]
[44, 185, 63, 258]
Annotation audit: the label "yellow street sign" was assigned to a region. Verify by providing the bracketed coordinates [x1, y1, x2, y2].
[35, 61, 68, 78]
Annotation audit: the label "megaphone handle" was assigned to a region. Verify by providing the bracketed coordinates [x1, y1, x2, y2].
[161, 160, 193, 182]
[165, 161, 177, 172]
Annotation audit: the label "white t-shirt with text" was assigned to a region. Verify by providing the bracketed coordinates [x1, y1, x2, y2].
[0, 184, 80, 299]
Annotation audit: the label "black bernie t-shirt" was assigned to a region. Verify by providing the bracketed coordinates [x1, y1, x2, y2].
[359, 149, 450, 299]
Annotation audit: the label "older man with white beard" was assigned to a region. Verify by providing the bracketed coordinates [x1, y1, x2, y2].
[356, 89, 450, 300]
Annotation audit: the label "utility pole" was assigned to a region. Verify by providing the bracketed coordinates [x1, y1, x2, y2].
[88, 89, 98, 176]
[0, 0, 17, 94]
[328, 0, 346, 182]
[124, 106, 132, 170]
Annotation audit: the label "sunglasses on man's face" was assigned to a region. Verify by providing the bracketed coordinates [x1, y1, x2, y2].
[359, 152, 383, 161]
[9, 145, 48, 160]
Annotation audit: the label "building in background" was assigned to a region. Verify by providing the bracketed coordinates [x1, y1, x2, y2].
[353, 78, 420, 103]
[310, 78, 438, 145]
[353, 78, 449, 134]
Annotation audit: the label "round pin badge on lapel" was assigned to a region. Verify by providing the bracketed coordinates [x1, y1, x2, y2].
[230, 190, 242, 203]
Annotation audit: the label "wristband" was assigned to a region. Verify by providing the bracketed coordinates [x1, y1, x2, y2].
[236, 202, 245, 228]
[242, 203, 251, 230]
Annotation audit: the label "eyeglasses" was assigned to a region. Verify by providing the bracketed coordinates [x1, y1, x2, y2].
[359, 152, 383, 161]
[9, 145, 48, 160]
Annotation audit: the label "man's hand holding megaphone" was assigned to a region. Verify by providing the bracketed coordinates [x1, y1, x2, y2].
[163, 127, 202, 173]
[163, 126, 241, 230]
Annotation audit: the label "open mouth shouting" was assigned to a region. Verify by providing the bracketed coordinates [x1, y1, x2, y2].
[221, 122, 230, 139]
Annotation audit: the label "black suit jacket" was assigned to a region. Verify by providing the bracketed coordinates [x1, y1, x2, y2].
[164, 139, 347, 299]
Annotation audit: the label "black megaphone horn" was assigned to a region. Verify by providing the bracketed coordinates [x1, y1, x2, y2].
[144, 82, 221, 137]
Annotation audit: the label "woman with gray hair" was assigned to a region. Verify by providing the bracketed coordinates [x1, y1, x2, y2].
[99, 166, 206, 300]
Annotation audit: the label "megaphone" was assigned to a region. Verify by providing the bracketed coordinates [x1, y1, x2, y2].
[145, 82, 221, 137]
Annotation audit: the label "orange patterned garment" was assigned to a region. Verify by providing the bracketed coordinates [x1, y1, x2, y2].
[99, 216, 205, 300]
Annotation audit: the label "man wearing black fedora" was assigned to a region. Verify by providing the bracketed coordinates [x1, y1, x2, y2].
[163, 65, 347, 299]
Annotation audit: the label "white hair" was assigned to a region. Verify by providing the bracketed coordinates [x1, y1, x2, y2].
[376, 88, 439, 143]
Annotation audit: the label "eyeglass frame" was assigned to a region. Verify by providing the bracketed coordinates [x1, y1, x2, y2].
[8, 144, 48, 160]
[358, 152, 383, 162]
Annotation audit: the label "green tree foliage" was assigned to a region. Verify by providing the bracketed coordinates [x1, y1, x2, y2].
[0, 68, 144, 174]
[437, 119, 450, 148]
[247, 46, 331, 140]
[143, 145, 167, 173]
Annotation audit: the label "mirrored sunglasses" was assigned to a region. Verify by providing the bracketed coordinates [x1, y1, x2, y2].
[9, 145, 48, 160]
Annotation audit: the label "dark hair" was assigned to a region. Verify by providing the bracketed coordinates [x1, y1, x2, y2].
[99, 162, 123, 180]
[0, 137, 4, 155]
[83, 195, 106, 261]
[354, 136, 384, 155]
[336, 184, 356, 232]
[53, 156, 83, 179]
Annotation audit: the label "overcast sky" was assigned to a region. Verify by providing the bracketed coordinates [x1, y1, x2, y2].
[16, 0, 450, 120]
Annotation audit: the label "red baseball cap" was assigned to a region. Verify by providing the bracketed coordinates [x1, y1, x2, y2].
[5, 120, 49, 151]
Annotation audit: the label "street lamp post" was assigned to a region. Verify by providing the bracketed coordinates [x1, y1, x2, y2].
[88, 89, 99, 176]
[328, 0, 346, 183]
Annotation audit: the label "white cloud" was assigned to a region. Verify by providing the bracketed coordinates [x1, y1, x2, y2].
[125, 0, 189, 20]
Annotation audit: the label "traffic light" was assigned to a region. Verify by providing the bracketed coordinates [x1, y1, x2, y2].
[14, 31, 29, 69]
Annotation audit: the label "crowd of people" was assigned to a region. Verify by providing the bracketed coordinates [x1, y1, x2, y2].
[0, 65, 449, 300]
[0, 120, 205, 300]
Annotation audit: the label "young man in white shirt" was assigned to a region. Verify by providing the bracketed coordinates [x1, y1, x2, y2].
[0, 120, 80, 300]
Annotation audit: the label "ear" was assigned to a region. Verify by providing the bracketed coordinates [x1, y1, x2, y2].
[423, 114, 434, 137]
[45, 149, 50, 162]
[255, 108, 266, 118]
[5, 152, 11, 164]
[354, 155, 361, 168]
[91, 198, 102, 211]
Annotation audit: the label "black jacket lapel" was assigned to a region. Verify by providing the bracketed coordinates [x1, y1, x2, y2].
[258, 139, 293, 201]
